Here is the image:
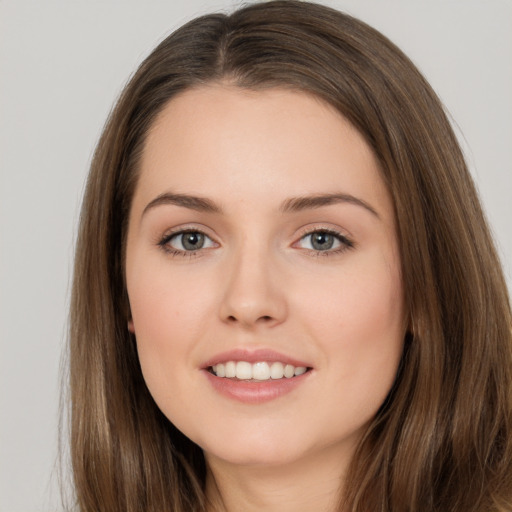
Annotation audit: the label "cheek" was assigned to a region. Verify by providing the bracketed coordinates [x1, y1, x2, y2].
[129, 254, 214, 333]
[126, 257, 215, 393]
[303, 251, 402, 334]
[299, 251, 404, 404]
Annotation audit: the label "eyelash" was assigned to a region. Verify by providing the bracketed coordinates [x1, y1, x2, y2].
[157, 228, 214, 258]
[295, 228, 354, 256]
[157, 227, 354, 258]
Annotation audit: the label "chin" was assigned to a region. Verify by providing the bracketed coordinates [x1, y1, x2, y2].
[195, 426, 307, 467]
[205, 444, 303, 468]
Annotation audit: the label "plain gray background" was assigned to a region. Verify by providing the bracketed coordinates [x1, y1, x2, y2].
[1, 1, 511, 510]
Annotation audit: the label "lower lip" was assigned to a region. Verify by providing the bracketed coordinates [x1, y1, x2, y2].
[203, 369, 311, 404]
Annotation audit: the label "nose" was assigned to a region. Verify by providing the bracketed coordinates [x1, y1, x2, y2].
[218, 245, 287, 329]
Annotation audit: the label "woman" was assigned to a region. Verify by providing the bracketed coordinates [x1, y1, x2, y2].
[68, 1, 512, 510]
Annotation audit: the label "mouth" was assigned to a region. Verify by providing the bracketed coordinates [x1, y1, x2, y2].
[209, 361, 311, 381]
[202, 349, 313, 403]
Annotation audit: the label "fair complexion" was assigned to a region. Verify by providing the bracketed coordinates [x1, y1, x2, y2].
[125, 85, 405, 511]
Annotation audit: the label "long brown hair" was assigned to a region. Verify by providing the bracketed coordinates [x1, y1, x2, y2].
[68, 1, 512, 510]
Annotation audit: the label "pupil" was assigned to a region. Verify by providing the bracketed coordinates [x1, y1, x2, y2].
[183, 232, 204, 250]
[312, 232, 334, 250]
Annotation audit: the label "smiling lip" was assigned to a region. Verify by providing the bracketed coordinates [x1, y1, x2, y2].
[202, 348, 312, 404]
[202, 348, 310, 368]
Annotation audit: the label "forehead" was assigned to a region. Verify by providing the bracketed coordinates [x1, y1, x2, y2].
[134, 84, 392, 220]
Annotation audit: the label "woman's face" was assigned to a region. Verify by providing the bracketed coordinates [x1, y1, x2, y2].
[125, 85, 404, 469]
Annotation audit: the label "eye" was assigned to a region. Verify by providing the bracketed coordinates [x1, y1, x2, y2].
[296, 230, 353, 253]
[161, 230, 216, 253]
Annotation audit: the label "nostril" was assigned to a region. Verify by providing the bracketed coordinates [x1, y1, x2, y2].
[225, 314, 274, 324]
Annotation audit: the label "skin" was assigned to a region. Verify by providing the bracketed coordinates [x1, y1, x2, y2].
[125, 84, 405, 511]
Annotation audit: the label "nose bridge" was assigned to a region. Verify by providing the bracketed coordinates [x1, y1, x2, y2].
[219, 236, 287, 328]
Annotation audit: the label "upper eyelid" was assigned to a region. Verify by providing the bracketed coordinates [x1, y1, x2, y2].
[156, 223, 354, 248]
[295, 224, 353, 241]
[157, 229, 217, 257]
[298, 231, 351, 245]
[160, 235, 216, 255]
[293, 226, 355, 252]
[158, 224, 217, 242]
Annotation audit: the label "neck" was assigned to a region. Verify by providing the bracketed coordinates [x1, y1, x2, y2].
[205, 444, 351, 512]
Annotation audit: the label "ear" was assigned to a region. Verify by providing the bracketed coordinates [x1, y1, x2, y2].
[128, 319, 135, 333]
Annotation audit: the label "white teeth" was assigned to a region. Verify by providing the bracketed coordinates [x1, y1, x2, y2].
[236, 361, 252, 380]
[252, 362, 270, 380]
[211, 361, 309, 381]
[284, 364, 295, 378]
[225, 361, 236, 378]
[270, 362, 284, 379]
[216, 363, 225, 377]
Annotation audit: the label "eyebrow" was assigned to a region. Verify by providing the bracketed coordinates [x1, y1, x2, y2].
[142, 191, 379, 218]
[142, 192, 222, 216]
[280, 193, 379, 218]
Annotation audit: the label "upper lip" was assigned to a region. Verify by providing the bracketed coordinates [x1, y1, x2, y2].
[202, 348, 311, 369]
